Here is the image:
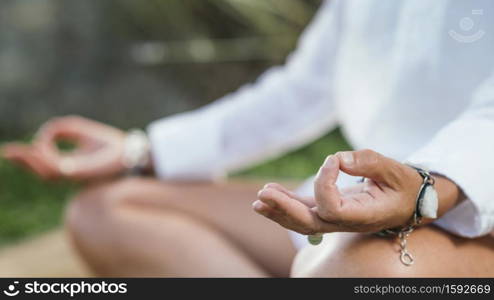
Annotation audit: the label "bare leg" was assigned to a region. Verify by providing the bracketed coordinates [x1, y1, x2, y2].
[292, 225, 494, 277]
[66, 178, 297, 277]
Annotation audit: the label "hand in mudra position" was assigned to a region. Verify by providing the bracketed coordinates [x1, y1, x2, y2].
[253, 150, 425, 235]
[2, 116, 126, 181]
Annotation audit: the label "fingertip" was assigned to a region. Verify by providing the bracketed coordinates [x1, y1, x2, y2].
[257, 186, 277, 201]
[263, 182, 282, 190]
[263, 182, 300, 201]
[257, 186, 271, 200]
[252, 200, 267, 211]
[322, 154, 337, 168]
[256, 188, 264, 199]
[258, 187, 293, 211]
[335, 151, 355, 168]
[252, 200, 274, 218]
[1, 144, 28, 158]
[316, 154, 340, 183]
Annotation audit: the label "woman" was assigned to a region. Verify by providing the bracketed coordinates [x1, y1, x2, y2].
[3, 0, 494, 277]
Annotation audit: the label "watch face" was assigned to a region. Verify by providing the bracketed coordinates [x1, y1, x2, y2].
[420, 185, 439, 219]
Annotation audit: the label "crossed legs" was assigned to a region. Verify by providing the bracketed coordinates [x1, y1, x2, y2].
[65, 178, 296, 277]
[65, 178, 494, 277]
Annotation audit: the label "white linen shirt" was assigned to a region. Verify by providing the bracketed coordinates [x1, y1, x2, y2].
[148, 0, 494, 238]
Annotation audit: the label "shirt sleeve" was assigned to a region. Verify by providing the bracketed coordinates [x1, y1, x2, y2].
[406, 73, 494, 238]
[147, 0, 343, 181]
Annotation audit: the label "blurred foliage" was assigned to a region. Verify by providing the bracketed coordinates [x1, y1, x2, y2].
[112, 0, 323, 64]
[0, 129, 350, 247]
[0, 0, 322, 139]
[106, 0, 321, 39]
[0, 0, 336, 248]
[0, 158, 77, 246]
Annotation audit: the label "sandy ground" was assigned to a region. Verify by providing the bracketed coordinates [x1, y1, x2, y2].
[0, 229, 90, 277]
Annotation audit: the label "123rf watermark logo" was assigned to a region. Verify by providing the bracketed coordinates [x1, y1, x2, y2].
[2, 280, 127, 297]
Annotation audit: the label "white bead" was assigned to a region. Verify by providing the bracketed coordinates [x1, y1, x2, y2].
[420, 185, 438, 219]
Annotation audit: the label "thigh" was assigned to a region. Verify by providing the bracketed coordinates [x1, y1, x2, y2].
[292, 225, 494, 277]
[72, 178, 298, 276]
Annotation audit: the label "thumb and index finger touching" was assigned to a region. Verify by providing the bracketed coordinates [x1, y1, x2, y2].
[314, 149, 405, 222]
[1, 116, 94, 179]
[315, 149, 403, 196]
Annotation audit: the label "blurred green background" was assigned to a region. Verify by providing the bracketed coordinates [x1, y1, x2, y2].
[0, 0, 352, 247]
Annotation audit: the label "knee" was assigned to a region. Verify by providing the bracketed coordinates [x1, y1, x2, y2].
[291, 232, 420, 277]
[65, 178, 160, 274]
[65, 178, 151, 246]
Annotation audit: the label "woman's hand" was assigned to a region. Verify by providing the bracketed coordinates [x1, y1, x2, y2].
[253, 149, 461, 235]
[2, 116, 127, 181]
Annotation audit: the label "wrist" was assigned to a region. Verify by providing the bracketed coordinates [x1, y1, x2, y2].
[122, 129, 152, 175]
[422, 175, 464, 224]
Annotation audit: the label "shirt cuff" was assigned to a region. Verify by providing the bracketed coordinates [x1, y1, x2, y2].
[406, 157, 486, 237]
[147, 110, 225, 181]
[406, 130, 494, 237]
